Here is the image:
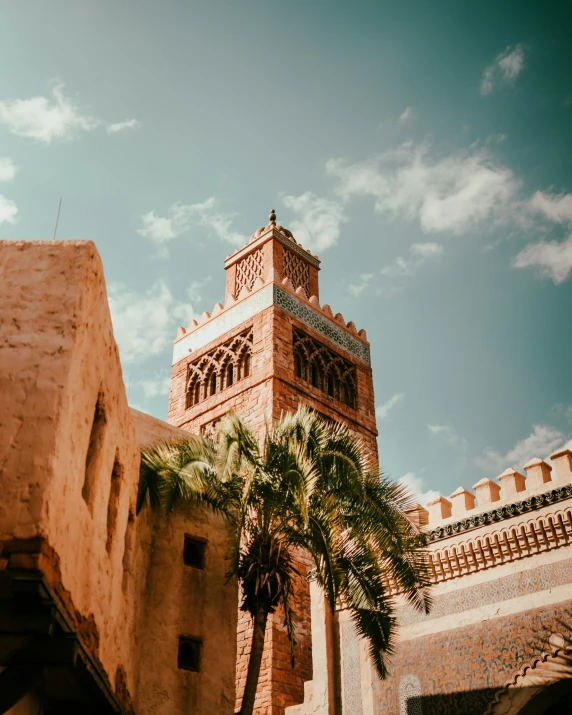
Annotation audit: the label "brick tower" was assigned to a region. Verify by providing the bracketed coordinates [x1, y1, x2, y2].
[167, 210, 378, 713]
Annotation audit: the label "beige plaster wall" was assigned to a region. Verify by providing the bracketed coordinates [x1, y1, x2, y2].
[0, 240, 236, 714]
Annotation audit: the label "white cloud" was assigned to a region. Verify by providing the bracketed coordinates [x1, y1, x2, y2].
[428, 423, 468, 449]
[398, 472, 439, 506]
[139, 374, 172, 399]
[513, 232, 572, 284]
[348, 272, 375, 297]
[107, 118, 140, 134]
[380, 241, 444, 278]
[376, 393, 405, 420]
[282, 191, 346, 252]
[138, 197, 247, 254]
[0, 157, 16, 182]
[476, 424, 565, 473]
[108, 280, 197, 365]
[0, 82, 98, 143]
[481, 44, 526, 95]
[399, 106, 413, 123]
[327, 142, 519, 235]
[0, 195, 18, 226]
[528, 191, 572, 223]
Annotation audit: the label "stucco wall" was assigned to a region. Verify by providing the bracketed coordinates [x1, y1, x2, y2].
[0, 240, 236, 714]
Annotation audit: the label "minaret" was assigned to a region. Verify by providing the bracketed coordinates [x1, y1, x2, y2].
[168, 211, 378, 713]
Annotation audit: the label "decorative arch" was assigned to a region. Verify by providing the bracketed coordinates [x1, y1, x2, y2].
[487, 639, 572, 715]
[185, 328, 253, 408]
[293, 328, 357, 409]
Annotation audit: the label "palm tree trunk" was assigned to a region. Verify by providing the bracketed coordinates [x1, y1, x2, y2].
[239, 606, 269, 715]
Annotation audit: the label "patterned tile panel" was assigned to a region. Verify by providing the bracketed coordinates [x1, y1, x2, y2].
[398, 558, 572, 627]
[273, 285, 371, 365]
[340, 619, 363, 715]
[374, 601, 572, 715]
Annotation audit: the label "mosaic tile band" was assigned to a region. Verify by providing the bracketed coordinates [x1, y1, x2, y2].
[273, 285, 371, 365]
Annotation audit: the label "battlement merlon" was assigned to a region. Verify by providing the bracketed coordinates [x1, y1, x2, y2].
[409, 448, 572, 531]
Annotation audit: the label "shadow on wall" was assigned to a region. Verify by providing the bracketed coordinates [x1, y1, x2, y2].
[404, 680, 572, 715]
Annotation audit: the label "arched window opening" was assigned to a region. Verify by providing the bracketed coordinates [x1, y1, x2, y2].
[310, 362, 319, 389]
[327, 374, 335, 398]
[294, 354, 302, 378]
[292, 328, 358, 409]
[184, 328, 252, 410]
[209, 372, 217, 396]
[242, 353, 251, 379]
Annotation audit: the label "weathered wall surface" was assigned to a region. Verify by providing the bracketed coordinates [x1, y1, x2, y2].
[0, 240, 236, 714]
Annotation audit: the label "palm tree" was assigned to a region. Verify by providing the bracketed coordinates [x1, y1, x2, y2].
[137, 408, 431, 715]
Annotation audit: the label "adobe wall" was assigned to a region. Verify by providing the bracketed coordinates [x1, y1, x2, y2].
[0, 240, 236, 714]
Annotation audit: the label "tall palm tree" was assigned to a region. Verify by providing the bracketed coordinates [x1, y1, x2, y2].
[137, 408, 431, 715]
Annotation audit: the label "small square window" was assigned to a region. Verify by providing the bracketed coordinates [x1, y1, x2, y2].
[178, 636, 201, 672]
[183, 535, 206, 569]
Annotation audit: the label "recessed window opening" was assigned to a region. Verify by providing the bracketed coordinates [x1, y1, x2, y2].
[242, 353, 251, 379]
[327, 374, 335, 398]
[226, 363, 234, 388]
[178, 636, 202, 672]
[183, 535, 206, 569]
[311, 363, 319, 388]
[209, 372, 217, 396]
[106, 450, 123, 553]
[82, 391, 107, 508]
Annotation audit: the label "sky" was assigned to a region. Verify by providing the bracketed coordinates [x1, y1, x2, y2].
[1, 0, 571, 504]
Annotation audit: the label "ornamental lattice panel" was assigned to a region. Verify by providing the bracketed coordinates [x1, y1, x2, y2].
[283, 247, 310, 297]
[235, 248, 264, 294]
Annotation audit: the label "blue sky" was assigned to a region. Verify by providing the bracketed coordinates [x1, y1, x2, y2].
[1, 0, 571, 503]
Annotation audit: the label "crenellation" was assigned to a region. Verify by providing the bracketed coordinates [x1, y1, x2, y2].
[497, 468, 526, 498]
[449, 486, 476, 517]
[551, 447, 572, 483]
[524, 457, 553, 488]
[427, 496, 452, 524]
[472, 477, 502, 507]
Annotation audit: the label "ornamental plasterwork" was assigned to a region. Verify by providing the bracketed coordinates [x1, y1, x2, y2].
[235, 247, 264, 294]
[283, 247, 310, 297]
[274, 285, 371, 365]
[399, 675, 423, 715]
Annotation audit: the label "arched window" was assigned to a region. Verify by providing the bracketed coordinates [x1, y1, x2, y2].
[226, 363, 234, 388]
[327, 373, 336, 398]
[195, 382, 201, 405]
[241, 353, 251, 379]
[310, 362, 320, 389]
[209, 372, 217, 396]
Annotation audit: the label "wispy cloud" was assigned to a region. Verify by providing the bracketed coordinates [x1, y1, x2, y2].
[399, 106, 414, 124]
[0, 157, 17, 226]
[282, 191, 346, 253]
[107, 118, 140, 134]
[138, 197, 247, 255]
[513, 232, 572, 284]
[376, 393, 405, 420]
[0, 82, 99, 143]
[348, 273, 375, 297]
[475, 424, 565, 473]
[139, 374, 172, 399]
[428, 423, 468, 449]
[381, 242, 444, 278]
[481, 44, 526, 95]
[108, 281, 198, 365]
[327, 142, 519, 235]
[0, 157, 16, 182]
[527, 191, 572, 223]
[398, 472, 439, 506]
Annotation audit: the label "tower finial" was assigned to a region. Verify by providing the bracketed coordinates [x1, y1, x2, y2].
[269, 208, 276, 227]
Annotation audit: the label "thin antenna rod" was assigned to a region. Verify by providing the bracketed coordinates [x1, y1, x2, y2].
[53, 197, 62, 240]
